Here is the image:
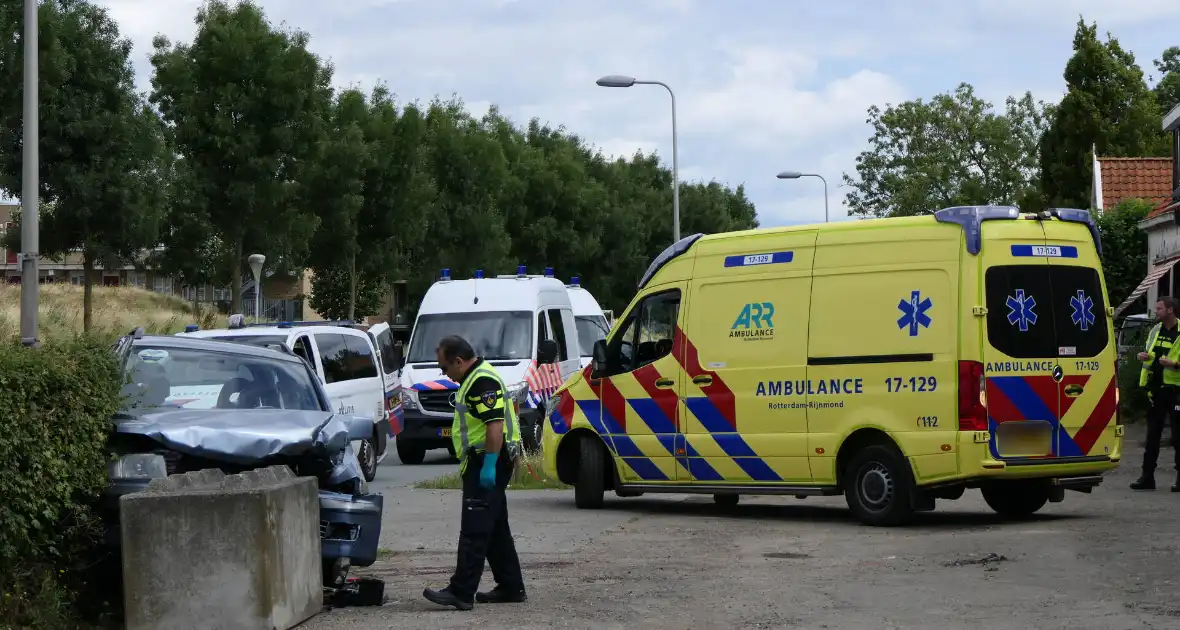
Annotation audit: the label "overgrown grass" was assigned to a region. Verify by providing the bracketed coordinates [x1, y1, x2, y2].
[414, 452, 568, 490]
[0, 284, 219, 342]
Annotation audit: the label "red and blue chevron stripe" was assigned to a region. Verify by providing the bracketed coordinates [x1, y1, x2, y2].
[985, 374, 1115, 458]
[411, 379, 459, 392]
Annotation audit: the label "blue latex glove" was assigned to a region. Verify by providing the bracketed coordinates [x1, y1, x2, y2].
[479, 452, 499, 490]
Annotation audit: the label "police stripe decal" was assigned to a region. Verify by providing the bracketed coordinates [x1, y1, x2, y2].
[411, 379, 459, 391]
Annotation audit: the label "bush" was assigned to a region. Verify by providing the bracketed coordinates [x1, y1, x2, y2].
[0, 336, 123, 629]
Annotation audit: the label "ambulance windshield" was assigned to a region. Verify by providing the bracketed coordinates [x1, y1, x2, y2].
[407, 311, 533, 363]
[984, 265, 1109, 359]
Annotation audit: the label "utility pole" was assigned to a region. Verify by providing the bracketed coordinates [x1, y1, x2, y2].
[19, 0, 40, 348]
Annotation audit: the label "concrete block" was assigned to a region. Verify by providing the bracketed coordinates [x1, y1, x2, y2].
[121, 465, 322, 630]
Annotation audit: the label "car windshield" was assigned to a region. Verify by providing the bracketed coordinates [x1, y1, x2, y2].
[407, 311, 532, 362]
[122, 345, 323, 411]
[575, 316, 609, 357]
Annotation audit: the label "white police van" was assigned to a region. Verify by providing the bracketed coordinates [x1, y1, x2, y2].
[178, 318, 401, 482]
[566, 276, 610, 369]
[397, 266, 580, 462]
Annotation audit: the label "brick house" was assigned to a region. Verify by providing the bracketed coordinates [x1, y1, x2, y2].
[1113, 102, 1180, 318]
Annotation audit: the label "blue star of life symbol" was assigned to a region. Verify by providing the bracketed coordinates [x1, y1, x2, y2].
[896, 290, 932, 337]
[1070, 290, 1095, 331]
[1006, 289, 1037, 332]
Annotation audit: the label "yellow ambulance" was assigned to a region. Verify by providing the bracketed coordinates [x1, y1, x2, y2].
[541, 206, 1122, 526]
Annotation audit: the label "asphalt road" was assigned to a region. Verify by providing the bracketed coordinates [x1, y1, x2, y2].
[369, 441, 459, 492]
[306, 426, 1180, 629]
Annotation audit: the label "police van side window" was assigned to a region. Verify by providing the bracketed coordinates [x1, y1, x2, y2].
[546, 309, 569, 361]
[375, 329, 398, 375]
[315, 334, 351, 384]
[343, 334, 379, 379]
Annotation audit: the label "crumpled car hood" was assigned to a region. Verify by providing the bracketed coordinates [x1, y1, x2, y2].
[113, 408, 362, 486]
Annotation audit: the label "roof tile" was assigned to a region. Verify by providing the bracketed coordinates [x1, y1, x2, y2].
[1098, 157, 1173, 215]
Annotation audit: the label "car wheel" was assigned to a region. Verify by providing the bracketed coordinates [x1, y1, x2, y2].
[713, 493, 739, 507]
[843, 443, 916, 527]
[574, 435, 606, 509]
[532, 414, 544, 453]
[396, 439, 426, 465]
[981, 480, 1050, 518]
[358, 436, 379, 482]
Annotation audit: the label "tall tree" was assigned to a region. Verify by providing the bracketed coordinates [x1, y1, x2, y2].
[1154, 46, 1180, 116]
[1097, 198, 1153, 308]
[305, 88, 372, 320]
[1040, 19, 1170, 209]
[842, 83, 1050, 218]
[0, 0, 166, 331]
[150, 0, 332, 314]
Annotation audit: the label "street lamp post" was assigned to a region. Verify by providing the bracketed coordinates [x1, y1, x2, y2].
[776, 171, 829, 223]
[596, 74, 680, 243]
[19, 0, 39, 348]
[248, 254, 266, 320]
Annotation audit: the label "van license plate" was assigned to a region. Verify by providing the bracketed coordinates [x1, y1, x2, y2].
[438, 428, 452, 437]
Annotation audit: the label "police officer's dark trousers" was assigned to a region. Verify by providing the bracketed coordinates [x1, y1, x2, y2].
[448, 450, 524, 601]
[1143, 386, 1180, 475]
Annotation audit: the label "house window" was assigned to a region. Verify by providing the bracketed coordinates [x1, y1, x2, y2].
[70, 271, 84, 286]
[127, 271, 146, 288]
[152, 275, 174, 294]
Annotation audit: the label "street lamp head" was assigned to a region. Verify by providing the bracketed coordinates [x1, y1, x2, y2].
[596, 75, 637, 88]
[776, 171, 803, 180]
[248, 253, 266, 281]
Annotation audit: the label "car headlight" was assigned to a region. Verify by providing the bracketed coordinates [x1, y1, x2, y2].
[506, 381, 529, 405]
[108, 453, 168, 480]
[400, 388, 419, 410]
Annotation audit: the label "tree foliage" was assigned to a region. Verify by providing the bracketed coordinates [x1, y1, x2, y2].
[1152, 46, 1180, 116]
[843, 84, 1051, 218]
[149, 0, 332, 314]
[308, 266, 385, 322]
[1040, 19, 1171, 209]
[1097, 198, 1153, 309]
[0, 0, 166, 331]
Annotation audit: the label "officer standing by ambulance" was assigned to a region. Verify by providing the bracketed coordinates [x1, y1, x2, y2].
[423, 335, 527, 610]
[1132, 297, 1180, 491]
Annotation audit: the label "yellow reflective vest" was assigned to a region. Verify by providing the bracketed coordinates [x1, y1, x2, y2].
[1139, 322, 1180, 388]
[452, 361, 522, 471]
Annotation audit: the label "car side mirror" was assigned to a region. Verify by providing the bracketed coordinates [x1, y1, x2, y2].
[537, 339, 559, 364]
[591, 339, 608, 377]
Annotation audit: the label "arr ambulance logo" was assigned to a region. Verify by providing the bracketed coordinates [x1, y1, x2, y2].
[731, 302, 775, 341]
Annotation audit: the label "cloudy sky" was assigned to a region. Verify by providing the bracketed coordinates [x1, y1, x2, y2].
[91, 0, 1179, 226]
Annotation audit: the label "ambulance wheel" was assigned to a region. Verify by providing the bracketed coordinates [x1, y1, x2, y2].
[575, 435, 606, 509]
[358, 436, 379, 482]
[713, 493, 739, 507]
[980, 480, 1050, 518]
[843, 444, 915, 527]
[396, 439, 425, 465]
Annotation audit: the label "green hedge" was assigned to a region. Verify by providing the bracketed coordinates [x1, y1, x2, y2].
[0, 337, 123, 629]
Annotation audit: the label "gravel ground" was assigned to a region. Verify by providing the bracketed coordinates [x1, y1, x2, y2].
[303, 424, 1180, 629]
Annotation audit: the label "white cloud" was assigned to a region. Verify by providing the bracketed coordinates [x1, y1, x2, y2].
[91, 0, 1176, 229]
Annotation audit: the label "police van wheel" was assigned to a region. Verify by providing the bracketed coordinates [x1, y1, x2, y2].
[713, 493, 739, 507]
[575, 436, 606, 509]
[980, 480, 1050, 518]
[843, 444, 915, 527]
[396, 439, 426, 465]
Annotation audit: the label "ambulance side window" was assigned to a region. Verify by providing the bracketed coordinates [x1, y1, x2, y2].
[606, 316, 637, 375]
[634, 291, 679, 369]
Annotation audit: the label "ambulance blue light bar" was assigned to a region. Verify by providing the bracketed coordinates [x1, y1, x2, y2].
[933, 205, 1102, 258]
[474, 269, 484, 279]
[638, 233, 705, 290]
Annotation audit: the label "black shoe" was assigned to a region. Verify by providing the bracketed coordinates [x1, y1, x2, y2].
[423, 587, 473, 611]
[1131, 475, 1156, 490]
[476, 585, 528, 604]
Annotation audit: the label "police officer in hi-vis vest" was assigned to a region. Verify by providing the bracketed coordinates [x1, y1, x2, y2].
[1132, 297, 1180, 491]
[423, 335, 527, 610]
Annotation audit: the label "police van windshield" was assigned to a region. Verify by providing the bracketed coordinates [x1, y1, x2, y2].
[985, 265, 1109, 359]
[575, 315, 609, 357]
[407, 311, 533, 363]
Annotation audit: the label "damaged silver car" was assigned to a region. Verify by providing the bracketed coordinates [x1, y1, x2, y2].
[102, 329, 384, 586]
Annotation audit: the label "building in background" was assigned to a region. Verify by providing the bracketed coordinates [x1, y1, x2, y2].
[1113, 102, 1180, 318]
